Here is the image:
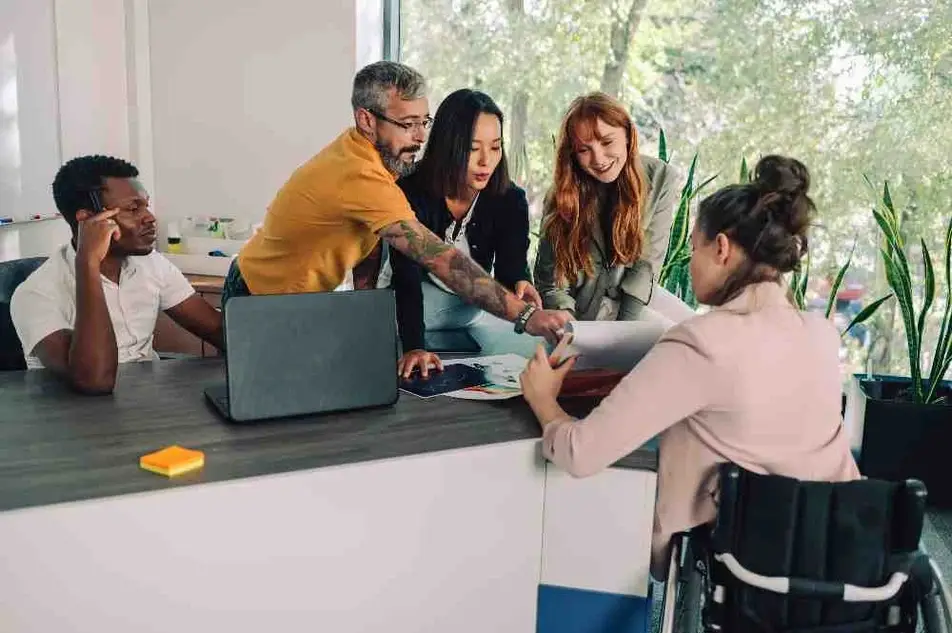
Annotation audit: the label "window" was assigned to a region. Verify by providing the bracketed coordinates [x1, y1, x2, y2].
[392, 0, 952, 383]
[1, 35, 21, 207]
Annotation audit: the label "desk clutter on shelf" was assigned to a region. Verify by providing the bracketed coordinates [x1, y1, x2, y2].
[162, 216, 259, 276]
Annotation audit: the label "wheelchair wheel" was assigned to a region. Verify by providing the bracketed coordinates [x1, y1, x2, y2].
[919, 558, 952, 633]
[673, 562, 704, 633]
[669, 537, 707, 633]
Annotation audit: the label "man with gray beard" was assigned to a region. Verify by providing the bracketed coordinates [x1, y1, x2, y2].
[227, 61, 570, 352]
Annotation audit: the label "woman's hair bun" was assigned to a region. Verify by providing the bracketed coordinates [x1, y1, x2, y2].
[753, 155, 810, 198]
[695, 154, 818, 303]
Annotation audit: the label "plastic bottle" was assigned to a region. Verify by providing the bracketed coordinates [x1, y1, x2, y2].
[167, 221, 183, 254]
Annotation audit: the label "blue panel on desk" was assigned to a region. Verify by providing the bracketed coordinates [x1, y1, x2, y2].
[537, 584, 649, 633]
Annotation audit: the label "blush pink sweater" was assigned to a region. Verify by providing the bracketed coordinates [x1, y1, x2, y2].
[541, 281, 860, 578]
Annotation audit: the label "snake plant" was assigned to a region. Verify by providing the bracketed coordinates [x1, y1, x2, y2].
[868, 178, 952, 403]
[657, 131, 716, 308]
[789, 244, 892, 339]
[655, 137, 892, 340]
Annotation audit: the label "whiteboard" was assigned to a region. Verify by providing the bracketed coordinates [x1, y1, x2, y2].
[0, 0, 61, 222]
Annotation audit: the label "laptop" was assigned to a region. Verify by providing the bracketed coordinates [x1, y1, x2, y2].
[204, 289, 399, 422]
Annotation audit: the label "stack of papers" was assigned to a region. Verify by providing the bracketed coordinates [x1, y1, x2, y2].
[399, 354, 527, 401]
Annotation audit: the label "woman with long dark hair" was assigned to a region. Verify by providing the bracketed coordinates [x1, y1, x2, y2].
[390, 89, 542, 377]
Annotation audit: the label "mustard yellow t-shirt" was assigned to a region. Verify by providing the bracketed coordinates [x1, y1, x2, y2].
[238, 128, 415, 294]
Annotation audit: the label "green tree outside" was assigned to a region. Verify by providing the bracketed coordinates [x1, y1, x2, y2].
[399, 0, 952, 381]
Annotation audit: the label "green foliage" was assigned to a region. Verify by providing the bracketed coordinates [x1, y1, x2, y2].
[795, 243, 893, 338]
[824, 248, 851, 319]
[844, 294, 894, 339]
[789, 251, 810, 310]
[657, 133, 716, 309]
[401, 0, 952, 378]
[867, 179, 952, 403]
[738, 157, 750, 184]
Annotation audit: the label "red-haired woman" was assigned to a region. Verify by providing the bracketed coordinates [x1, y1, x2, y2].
[534, 93, 681, 321]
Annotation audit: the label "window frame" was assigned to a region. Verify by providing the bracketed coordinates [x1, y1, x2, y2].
[382, 0, 401, 61]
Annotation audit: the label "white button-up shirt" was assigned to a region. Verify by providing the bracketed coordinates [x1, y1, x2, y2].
[428, 192, 479, 294]
[10, 244, 195, 368]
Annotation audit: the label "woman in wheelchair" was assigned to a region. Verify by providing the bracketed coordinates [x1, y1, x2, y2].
[520, 155, 861, 581]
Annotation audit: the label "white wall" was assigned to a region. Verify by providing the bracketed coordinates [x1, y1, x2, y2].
[148, 0, 359, 232]
[2, 0, 382, 259]
[53, 0, 130, 160]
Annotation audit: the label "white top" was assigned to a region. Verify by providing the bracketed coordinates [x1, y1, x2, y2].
[428, 193, 479, 293]
[10, 244, 196, 368]
[371, 193, 480, 293]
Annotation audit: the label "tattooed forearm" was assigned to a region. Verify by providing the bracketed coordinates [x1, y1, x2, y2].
[443, 250, 512, 319]
[380, 219, 519, 320]
[385, 220, 454, 262]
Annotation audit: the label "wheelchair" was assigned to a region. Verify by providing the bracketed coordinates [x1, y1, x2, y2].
[659, 463, 952, 633]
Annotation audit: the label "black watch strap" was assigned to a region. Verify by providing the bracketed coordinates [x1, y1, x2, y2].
[514, 304, 537, 334]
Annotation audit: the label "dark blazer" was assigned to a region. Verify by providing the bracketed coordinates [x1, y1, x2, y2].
[391, 173, 532, 351]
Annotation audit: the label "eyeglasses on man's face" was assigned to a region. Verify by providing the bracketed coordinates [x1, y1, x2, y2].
[368, 109, 433, 133]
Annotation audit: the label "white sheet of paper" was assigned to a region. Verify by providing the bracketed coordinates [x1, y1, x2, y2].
[565, 320, 667, 371]
[563, 287, 698, 371]
[648, 285, 698, 324]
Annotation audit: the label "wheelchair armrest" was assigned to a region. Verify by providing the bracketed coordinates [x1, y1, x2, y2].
[714, 552, 910, 602]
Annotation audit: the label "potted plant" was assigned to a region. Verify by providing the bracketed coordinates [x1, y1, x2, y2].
[845, 181, 952, 506]
[657, 131, 716, 309]
[657, 138, 889, 338]
[790, 244, 893, 415]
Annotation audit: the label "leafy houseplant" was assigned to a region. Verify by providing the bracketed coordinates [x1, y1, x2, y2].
[788, 245, 893, 340]
[868, 181, 952, 403]
[656, 131, 716, 309]
[658, 139, 890, 336]
[846, 180, 952, 506]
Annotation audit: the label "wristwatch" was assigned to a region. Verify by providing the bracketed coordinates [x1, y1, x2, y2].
[514, 304, 538, 334]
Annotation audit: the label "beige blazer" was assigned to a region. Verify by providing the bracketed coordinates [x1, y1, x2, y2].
[534, 155, 681, 320]
[540, 281, 860, 578]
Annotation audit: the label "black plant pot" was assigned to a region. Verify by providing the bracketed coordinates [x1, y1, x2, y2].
[856, 375, 952, 508]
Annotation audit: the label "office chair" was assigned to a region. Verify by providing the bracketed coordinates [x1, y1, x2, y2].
[0, 257, 47, 371]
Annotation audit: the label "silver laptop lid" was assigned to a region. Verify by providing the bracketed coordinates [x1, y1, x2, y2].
[222, 290, 398, 421]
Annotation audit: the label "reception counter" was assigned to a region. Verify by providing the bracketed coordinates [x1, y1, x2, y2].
[0, 358, 659, 633]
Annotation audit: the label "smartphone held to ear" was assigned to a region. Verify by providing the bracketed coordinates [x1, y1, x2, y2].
[88, 190, 104, 214]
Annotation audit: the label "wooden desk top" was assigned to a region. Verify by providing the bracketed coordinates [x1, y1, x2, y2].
[0, 359, 657, 512]
[185, 274, 225, 294]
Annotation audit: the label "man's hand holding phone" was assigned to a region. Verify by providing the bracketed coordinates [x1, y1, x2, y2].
[77, 208, 121, 266]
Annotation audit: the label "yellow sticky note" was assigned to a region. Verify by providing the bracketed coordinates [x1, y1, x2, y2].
[140, 445, 205, 477]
